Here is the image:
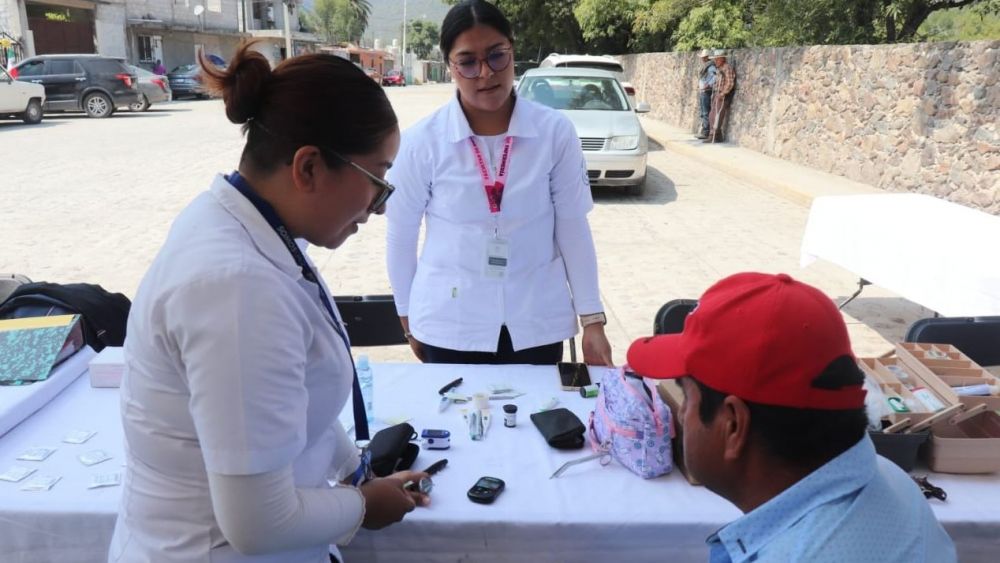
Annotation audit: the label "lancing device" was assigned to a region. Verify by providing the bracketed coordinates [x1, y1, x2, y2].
[424, 459, 448, 475]
[438, 377, 463, 395]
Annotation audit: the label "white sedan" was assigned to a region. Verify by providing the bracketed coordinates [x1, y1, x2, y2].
[0, 65, 44, 124]
[517, 67, 650, 195]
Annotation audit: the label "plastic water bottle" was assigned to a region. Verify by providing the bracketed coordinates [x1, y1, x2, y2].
[356, 355, 375, 425]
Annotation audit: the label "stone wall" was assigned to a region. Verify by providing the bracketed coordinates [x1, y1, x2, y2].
[620, 41, 1000, 213]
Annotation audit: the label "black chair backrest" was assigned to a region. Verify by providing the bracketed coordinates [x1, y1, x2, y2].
[654, 299, 698, 335]
[334, 295, 407, 347]
[904, 316, 1000, 367]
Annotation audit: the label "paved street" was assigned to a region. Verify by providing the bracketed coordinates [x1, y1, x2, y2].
[0, 84, 928, 362]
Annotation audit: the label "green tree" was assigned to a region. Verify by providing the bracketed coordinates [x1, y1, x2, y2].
[673, 1, 752, 51]
[574, 0, 643, 54]
[311, 0, 370, 44]
[407, 19, 441, 59]
[920, 3, 1000, 40]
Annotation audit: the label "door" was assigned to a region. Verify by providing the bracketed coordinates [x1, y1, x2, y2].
[0, 67, 24, 112]
[42, 58, 86, 110]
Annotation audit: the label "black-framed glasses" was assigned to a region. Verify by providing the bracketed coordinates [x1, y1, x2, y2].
[326, 150, 395, 213]
[449, 47, 513, 79]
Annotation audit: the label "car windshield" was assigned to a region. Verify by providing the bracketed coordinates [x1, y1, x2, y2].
[519, 76, 628, 111]
[170, 65, 198, 74]
[130, 66, 154, 77]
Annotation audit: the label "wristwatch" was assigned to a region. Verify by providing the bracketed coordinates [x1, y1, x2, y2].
[579, 312, 607, 328]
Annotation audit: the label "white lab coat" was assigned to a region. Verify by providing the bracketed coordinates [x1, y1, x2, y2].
[109, 175, 362, 562]
[386, 94, 603, 352]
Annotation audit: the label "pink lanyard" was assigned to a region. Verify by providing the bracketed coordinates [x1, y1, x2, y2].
[469, 136, 514, 214]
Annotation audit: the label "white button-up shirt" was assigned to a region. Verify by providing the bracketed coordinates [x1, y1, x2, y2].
[110, 175, 362, 563]
[386, 94, 603, 352]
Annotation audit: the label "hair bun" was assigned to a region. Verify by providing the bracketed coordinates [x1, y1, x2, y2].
[199, 43, 272, 125]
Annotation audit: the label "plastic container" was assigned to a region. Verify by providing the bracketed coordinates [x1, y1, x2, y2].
[356, 355, 374, 425]
[868, 426, 930, 472]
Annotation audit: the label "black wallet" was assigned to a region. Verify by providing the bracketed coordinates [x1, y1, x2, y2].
[530, 408, 586, 450]
[368, 422, 420, 477]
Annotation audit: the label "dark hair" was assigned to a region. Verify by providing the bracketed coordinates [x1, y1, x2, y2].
[199, 42, 398, 172]
[694, 355, 869, 466]
[440, 0, 514, 59]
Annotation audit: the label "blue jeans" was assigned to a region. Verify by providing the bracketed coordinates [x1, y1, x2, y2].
[699, 89, 713, 135]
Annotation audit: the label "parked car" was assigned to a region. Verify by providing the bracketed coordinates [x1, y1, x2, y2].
[363, 67, 382, 83]
[127, 65, 171, 111]
[167, 63, 222, 99]
[11, 54, 139, 118]
[517, 67, 651, 195]
[0, 66, 45, 124]
[382, 69, 405, 87]
[539, 53, 637, 106]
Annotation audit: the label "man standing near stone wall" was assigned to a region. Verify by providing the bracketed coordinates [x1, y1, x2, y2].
[696, 49, 717, 139]
[707, 49, 737, 143]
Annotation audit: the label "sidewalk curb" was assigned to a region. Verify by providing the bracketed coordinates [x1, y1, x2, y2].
[640, 117, 880, 207]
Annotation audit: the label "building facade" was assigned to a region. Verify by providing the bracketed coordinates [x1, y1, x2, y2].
[1, 0, 318, 71]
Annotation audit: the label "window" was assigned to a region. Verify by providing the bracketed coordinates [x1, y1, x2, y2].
[47, 59, 79, 75]
[137, 36, 154, 64]
[16, 60, 46, 77]
[81, 59, 129, 75]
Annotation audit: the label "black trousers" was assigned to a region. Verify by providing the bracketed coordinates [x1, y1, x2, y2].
[422, 325, 563, 365]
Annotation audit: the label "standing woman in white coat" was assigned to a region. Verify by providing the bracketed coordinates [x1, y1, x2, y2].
[386, 0, 613, 366]
[109, 43, 428, 563]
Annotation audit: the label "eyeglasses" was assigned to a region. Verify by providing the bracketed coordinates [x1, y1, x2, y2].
[449, 47, 512, 79]
[249, 119, 394, 213]
[326, 150, 395, 213]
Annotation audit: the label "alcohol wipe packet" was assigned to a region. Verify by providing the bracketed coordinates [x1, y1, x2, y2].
[17, 447, 57, 462]
[62, 430, 97, 444]
[88, 472, 122, 489]
[78, 449, 112, 467]
[0, 466, 37, 483]
[20, 475, 62, 492]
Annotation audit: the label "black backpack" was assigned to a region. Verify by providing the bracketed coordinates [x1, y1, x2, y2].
[0, 282, 131, 352]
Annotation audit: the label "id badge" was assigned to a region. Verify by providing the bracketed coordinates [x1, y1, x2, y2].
[484, 237, 510, 279]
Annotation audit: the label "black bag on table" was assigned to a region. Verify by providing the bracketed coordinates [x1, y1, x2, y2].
[368, 422, 420, 477]
[530, 408, 586, 450]
[0, 282, 131, 352]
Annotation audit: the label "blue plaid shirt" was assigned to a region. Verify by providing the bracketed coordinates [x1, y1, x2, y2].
[706, 435, 956, 563]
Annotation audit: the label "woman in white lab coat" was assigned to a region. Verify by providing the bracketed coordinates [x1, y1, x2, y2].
[109, 43, 428, 563]
[386, 0, 613, 366]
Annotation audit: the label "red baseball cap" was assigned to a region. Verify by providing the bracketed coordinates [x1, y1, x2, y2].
[627, 272, 866, 410]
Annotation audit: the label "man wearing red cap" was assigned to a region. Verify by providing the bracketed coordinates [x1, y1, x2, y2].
[628, 272, 955, 562]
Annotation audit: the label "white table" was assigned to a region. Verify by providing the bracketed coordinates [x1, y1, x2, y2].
[0, 346, 95, 438]
[1, 363, 999, 562]
[800, 193, 1000, 316]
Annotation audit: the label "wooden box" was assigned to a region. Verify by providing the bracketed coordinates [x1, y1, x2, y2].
[895, 343, 1000, 412]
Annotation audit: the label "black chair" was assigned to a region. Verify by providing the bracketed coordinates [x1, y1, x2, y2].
[654, 299, 698, 335]
[334, 295, 407, 347]
[904, 316, 1000, 367]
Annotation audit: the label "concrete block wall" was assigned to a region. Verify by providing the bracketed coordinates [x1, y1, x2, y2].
[621, 41, 1000, 214]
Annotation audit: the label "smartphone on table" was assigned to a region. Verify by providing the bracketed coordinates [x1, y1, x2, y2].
[557, 362, 591, 391]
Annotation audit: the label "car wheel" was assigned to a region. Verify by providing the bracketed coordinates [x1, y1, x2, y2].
[83, 92, 113, 118]
[22, 99, 43, 124]
[626, 176, 646, 196]
[129, 94, 150, 112]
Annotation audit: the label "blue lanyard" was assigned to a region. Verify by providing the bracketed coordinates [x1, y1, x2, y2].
[226, 171, 370, 441]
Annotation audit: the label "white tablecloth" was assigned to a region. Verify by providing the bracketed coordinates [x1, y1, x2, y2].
[800, 193, 1000, 316]
[1, 363, 998, 562]
[0, 346, 95, 438]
